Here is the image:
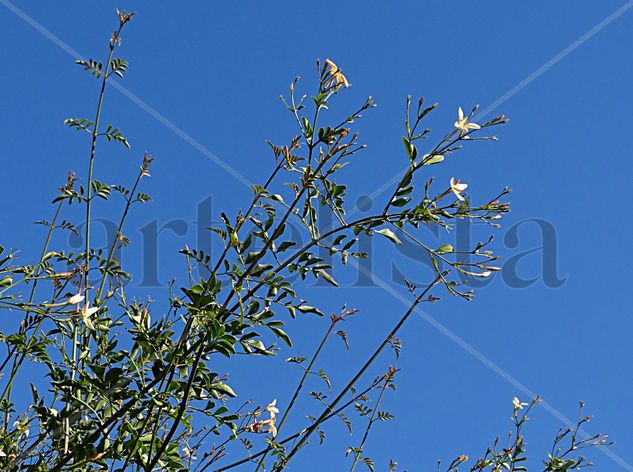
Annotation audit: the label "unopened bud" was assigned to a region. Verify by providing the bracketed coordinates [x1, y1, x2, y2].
[0, 276, 13, 287]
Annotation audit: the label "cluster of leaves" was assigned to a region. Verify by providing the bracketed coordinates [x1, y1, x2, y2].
[0, 10, 611, 472]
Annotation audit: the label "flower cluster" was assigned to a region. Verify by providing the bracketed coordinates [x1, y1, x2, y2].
[325, 59, 351, 88]
[247, 399, 280, 437]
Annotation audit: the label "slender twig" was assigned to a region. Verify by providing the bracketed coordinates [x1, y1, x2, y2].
[254, 316, 339, 471]
[63, 324, 79, 455]
[212, 380, 381, 472]
[349, 369, 394, 472]
[0, 191, 67, 402]
[210, 163, 284, 277]
[145, 330, 207, 470]
[273, 274, 444, 471]
[64, 27, 119, 460]
[95, 154, 151, 300]
[83, 26, 120, 305]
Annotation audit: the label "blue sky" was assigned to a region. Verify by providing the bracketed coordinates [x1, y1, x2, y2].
[2, 1, 633, 470]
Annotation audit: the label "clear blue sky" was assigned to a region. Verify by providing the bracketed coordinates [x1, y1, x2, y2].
[2, 1, 633, 470]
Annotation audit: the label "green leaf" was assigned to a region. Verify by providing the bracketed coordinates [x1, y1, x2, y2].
[297, 305, 324, 316]
[390, 197, 409, 208]
[423, 154, 444, 165]
[375, 228, 402, 245]
[286, 356, 306, 364]
[317, 269, 339, 287]
[0, 276, 13, 287]
[436, 243, 454, 254]
[277, 241, 296, 252]
[269, 326, 293, 347]
[402, 137, 417, 161]
[317, 369, 331, 389]
[211, 382, 237, 398]
[251, 263, 273, 277]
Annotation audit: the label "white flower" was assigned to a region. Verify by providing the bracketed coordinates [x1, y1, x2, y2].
[80, 302, 99, 330]
[450, 177, 468, 201]
[266, 399, 279, 419]
[454, 107, 480, 134]
[267, 419, 277, 437]
[325, 59, 351, 88]
[513, 396, 528, 411]
[67, 293, 85, 305]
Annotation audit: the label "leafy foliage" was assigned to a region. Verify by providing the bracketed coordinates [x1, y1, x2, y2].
[0, 10, 611, 472]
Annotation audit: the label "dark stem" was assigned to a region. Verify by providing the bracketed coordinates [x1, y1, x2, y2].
[95, 158, 146, 300]
[349, 372, 392, 472]
[273, 274, 443, 470]
[210, 163, 284, 276]
[0, 196, 65, 404]
[211, 380, 381, 472]
[254, 317, 338, 470]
